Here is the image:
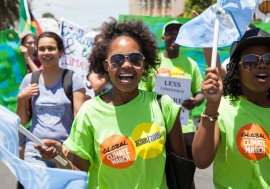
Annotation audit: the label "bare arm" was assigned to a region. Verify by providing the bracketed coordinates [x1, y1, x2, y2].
[192, 67, 222, 169]
[36, 139, 90, 172]
[88, 72, 108, 94]
[20, 46, 39, 72]
[73, 88, 86, 117]
[16, 84, 39, 125]
[193, 110, 220, 169]
[167, 114, 187, 158]
[182, 93, 204, 111]
[194, 93, 204, 107]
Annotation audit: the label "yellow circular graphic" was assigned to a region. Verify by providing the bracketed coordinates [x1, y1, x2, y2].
[171, 67, 186, 78]
[130, 122, 164, 159]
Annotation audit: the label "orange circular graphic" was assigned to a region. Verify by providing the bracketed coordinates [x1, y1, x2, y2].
[157, 68, 171, 76]
[100, 135, 136, 169]
[236, 124, 270, 161]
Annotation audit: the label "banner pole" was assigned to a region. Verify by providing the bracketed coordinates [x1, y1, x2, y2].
[211, 13, 221, 68]
[18, 124, 68, 166]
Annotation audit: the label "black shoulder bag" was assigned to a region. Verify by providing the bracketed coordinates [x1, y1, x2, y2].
[157, 94, 196, 189]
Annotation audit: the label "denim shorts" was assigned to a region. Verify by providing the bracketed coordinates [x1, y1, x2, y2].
[18, 131, 26, 146]
[24, 152, 57, 168]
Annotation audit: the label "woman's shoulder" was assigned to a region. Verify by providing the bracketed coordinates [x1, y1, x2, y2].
[22, 72, 33, 83]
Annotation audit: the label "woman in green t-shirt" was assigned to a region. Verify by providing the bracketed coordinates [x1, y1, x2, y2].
[35, 17, 187, 188]
[193, 28, 270, 188]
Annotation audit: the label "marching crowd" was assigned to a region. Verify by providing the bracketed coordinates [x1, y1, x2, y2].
[14, 15, 270, 189]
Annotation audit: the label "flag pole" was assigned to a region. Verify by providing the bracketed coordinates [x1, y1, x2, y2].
[18, 124, 68, 166]
[210, 13, 221, 68]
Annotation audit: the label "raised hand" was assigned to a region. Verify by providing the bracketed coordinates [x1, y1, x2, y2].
[202, 67, 223, 105]
[19, 45, 29, 58]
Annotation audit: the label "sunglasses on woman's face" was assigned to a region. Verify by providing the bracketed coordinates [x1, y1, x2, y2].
[239, 53, 270, 71]
[105, 52, 145, 69]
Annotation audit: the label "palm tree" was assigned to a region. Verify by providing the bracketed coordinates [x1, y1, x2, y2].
[0, 0, 20, 30]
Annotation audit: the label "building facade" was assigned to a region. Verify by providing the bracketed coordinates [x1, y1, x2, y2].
[129, 0, 185, 17]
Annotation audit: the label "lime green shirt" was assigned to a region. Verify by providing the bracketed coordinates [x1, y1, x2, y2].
[64, 90, 181, 189]
[214, 96, 270, 188]
[140, 53, 203, 133]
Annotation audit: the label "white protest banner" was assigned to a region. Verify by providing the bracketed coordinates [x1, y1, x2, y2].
[154, 75, 191, 125]
[59, 18, 98, 98]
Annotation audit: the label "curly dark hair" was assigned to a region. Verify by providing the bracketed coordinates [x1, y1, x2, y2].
[223, 53, 241, 101]
[223, 52, 270, 100]
[88, 17, 160, 82]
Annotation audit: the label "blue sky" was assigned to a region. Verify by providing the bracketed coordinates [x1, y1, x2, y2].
[31, 0, 129, 29]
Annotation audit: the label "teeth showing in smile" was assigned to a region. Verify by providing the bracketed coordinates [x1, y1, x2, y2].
[119, 74, 133, 77]
[257, 73, 267, 77]
[256, 73, 268, 79]
[119, 73, 134, 81]
[44, 57, 51, 60]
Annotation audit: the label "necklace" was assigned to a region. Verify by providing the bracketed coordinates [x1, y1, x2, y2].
[237, 95, 248, 100]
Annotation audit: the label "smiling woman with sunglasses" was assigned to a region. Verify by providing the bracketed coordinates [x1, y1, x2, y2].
[193, 28, 270, 188]
[36, 17, 186, 189]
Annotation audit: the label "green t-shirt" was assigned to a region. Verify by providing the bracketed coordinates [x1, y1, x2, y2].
[64, 90, 181, 189]
[214, 96, 270, 188]
[140, 53, 203, 133]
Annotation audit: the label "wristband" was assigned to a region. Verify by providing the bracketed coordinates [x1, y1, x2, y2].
[201, 111, 219, 122]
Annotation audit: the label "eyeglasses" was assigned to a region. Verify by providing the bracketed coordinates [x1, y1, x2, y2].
[105, 52, 145, 69]
[239, 53, 270, 71]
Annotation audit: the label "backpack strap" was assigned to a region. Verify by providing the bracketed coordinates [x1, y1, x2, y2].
[157, 94, 162, 112]
[62, 69, 74, 110]
[28, 70, 42, 117]
[31, 70, 42, 84]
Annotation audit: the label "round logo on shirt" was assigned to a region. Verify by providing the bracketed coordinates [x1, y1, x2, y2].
[130, 122, 164, 159]
[100, 135, 136, 169]
[157, 68, 171, 76]
[236, 123, 270, 161]
[171, 67, 186, 78]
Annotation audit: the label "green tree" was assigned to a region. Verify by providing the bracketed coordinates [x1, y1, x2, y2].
[0, 0, 20, 30]
[183, 0, 215, 18]
[42, 12, 55, 19]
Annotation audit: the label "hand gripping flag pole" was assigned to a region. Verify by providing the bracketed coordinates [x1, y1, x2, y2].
[18, 124, 68, 166]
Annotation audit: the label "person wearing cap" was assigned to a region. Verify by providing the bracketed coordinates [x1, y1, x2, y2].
[19, 30, 43, 73]
[160, 20, 204, 154]
[193, 28, 270, 188]
[139, 20, 204, 189]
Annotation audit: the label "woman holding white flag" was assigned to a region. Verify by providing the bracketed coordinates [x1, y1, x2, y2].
[193, 28, 270, 188]
[16, 32, 85, 168]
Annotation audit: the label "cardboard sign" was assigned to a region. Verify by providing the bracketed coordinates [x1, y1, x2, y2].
[155, 75, 191, 125]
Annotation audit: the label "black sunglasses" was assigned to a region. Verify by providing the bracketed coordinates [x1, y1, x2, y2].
[239, 53, 270, 71]
[105, 52, 145, 69]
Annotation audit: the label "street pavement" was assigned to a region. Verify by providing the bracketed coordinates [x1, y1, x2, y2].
[194, 163, 215, 189]
[0, 160, 18, 189]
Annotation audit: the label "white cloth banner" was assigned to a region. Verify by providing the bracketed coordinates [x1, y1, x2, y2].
[0, 105, 88, 189]
[59, 18, 98, 98]
[154, 75, 191, 125]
